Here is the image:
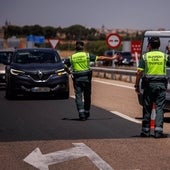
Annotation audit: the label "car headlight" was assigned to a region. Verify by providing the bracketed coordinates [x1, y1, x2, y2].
[55, 68, 67, 76]
[10, 68, 25, 75]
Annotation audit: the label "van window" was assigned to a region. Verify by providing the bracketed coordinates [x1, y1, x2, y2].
[142, 34, 170, 56]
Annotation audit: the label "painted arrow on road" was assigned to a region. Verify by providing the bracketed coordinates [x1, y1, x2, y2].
[23, 143, 113, 170]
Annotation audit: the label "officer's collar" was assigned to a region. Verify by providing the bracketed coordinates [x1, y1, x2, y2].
[150, 49, 159, 51]
[76, 50, 84, 52]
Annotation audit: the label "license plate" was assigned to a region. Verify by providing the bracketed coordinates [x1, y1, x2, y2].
[31, 87, 50, 92]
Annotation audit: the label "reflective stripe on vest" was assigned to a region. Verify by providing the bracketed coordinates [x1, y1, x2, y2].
[70, 52, 90, 72]
[142, 51, 168, 76]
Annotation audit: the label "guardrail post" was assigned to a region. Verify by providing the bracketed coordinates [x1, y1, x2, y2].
[129, 75, 132, 83]
[111, 71, 114, 80]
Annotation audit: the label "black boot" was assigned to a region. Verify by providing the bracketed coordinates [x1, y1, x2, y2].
[154, 132, 168, 138]
[79, 112, 86, 121]
[85, 111, 90, 119]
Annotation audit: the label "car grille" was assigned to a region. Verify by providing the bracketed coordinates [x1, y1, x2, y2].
[28, 71, 53, 81]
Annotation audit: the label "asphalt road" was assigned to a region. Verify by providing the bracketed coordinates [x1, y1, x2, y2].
[0, 78, 170, 170]
[0, 92, 140, 142]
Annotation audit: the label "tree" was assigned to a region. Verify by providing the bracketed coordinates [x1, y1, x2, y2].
[5, 25, 22, 38]
[22, 25, 31, 36]
[85, 41, 109, 55]
[44, 26, 56, 38]
[64, 25, 88, 40]
[29, 25, 44, 36]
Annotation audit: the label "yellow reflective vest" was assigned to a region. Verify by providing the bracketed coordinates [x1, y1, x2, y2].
[70, 52, 90, 72]
[140, 50, 168, 76]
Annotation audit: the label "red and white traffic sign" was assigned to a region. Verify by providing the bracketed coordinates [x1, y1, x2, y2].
[106, 33, 121, 49]
[48, 39, 59, 49]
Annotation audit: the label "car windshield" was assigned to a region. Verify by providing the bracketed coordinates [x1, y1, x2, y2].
[14, 50, 61, 64]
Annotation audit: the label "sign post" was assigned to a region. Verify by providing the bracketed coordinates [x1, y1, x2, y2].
[106, 33, 122, 67]
[131, 40, 142, 66]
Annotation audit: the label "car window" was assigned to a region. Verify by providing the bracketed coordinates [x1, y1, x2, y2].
[104, 50, 114, 56]
[0, 52, 13, 63]
[121, 52, 132, 59]
[14, 51, 61, 64]
[114, 52, 132, 59]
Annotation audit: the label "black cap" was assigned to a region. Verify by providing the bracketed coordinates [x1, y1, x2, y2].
[148, 36, 160, 48]
[76, 41, 84, 50]
[76, 41, 84, 46]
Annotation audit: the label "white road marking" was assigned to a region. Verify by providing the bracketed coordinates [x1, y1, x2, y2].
[92, 79, 141, 123]
[23, 143, 113, 170]
[111, 111, 141, 124]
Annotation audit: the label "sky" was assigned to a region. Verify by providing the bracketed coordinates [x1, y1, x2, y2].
[0, 0, 170, 30]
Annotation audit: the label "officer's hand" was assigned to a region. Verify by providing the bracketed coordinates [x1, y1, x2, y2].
[112, 54, 118, 60]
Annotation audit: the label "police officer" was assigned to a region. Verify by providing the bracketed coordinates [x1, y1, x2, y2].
[64, 40, 118, 120]
[134, 37, 170, 138]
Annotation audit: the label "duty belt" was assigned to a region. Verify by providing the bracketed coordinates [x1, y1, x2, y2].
[72, 70, 92, 78]
[142, 76, 168, 85]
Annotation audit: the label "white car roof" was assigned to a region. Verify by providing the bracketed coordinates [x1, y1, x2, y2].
[144, 31, 170, 37]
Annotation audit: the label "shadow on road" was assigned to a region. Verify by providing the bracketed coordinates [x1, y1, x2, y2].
[0, 92, 141, 142]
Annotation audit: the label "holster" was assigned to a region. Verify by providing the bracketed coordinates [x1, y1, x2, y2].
[141, 76, 149, 89]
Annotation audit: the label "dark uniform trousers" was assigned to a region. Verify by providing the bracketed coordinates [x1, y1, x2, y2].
[142, 82, 166, 135]
[72, 70, 92, 118]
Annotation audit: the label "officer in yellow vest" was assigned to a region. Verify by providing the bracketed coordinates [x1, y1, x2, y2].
[64, 41, 118, 120]
[134, 37, 170, 138]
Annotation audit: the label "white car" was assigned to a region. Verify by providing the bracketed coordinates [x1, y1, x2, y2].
[137, 31, 170, 111]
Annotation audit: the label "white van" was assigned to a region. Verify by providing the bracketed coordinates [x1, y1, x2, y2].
[137, 31, 170, 110]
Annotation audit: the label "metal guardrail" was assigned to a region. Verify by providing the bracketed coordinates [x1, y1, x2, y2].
[91, 67, 136, 83]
